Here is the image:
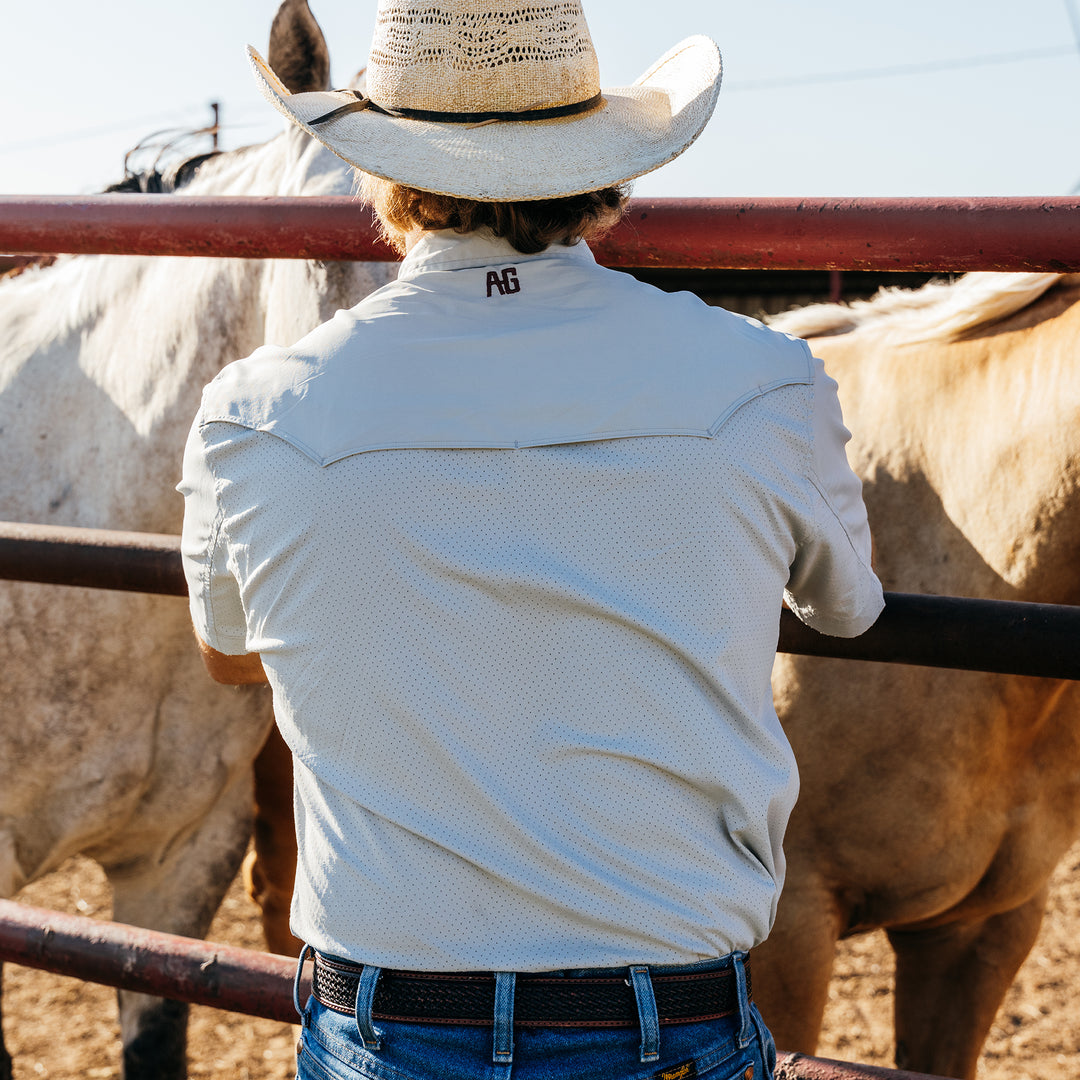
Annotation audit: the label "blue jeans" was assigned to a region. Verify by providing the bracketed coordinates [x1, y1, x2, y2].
[294, 952, 776, 1080]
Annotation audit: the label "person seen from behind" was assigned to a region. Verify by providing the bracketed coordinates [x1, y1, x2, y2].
[179, 2, 884, 1077]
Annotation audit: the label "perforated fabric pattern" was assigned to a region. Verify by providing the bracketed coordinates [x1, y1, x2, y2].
[185, 407, 857, 969]
[180, 231, 882, 972]
[368, 0, 600, 112]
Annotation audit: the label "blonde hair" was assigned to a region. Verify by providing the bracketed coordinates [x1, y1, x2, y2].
[357, 172, 629, 255]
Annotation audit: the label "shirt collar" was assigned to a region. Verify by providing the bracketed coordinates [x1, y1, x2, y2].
[397, 228, 597, 281]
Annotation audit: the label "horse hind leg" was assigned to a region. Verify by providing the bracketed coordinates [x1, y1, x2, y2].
[104, 773, 254, 1080]
[244, 724, 302, 957]
[887, 887, 1048, 1080]
[117, 994, 188, 1080]
[752, 874, 846, 1054]
[0, 965, 12, 1080]
[0, 826, 24, 1080]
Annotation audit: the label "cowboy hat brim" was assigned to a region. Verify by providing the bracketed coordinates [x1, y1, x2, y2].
[248, 36, 721, 201]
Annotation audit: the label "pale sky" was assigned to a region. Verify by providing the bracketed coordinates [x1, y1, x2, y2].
[3, 0, 1079, 198]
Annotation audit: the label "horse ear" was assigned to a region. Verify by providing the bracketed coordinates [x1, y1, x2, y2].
[268, 0, 332, 93]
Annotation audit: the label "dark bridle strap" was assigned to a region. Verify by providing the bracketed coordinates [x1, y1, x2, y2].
[308, 89, 603, 127]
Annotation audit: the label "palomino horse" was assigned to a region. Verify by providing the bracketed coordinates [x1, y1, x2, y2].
[759, 272, 1080, 1079]
[0, 3, 394, 1077]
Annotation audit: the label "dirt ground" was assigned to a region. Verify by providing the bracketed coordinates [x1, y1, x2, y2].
[3, 840, 1079, 1079]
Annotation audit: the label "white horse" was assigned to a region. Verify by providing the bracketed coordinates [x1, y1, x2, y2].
[0, 3, 394, 1077]
[759, 271, 1080, 1079]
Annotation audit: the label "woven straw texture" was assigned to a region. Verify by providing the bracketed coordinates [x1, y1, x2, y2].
[248, 0, 721, 200]
[368, 0, 600, 113]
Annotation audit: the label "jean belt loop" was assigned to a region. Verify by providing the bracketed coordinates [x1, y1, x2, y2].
[628, 965, 660, 1063]
[493, 971, 516, 1064]
[732, 951, 752, 1049]
[292, 943, 314, 1018]
[354, 965, 383, 1050]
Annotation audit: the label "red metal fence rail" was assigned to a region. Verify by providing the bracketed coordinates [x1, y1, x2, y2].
[3, 195, 1080, 270]
[0, 898, 296, 1023]
[2, 521, 1079, 679]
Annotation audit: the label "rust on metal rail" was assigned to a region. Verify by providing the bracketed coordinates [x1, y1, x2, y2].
[774, 1053, 947, 1080]
[3, 521, 1080, 679]
[0, 897, 949, 1080]
[2, 195, 1079, 271]
[0, 898, 296, 1023]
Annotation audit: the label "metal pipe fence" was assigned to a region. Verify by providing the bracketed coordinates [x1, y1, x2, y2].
[3, 195, 1080, 270]
[0, 898, 296, 1023]
[0, 898, 947, 1080]
[3, 195, 1076, 1080]
[2, 521, 1078, 680]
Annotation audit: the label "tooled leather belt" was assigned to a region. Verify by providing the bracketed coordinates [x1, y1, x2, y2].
[311, 952, 749, 1027]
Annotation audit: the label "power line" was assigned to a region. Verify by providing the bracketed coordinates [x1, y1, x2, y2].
[726, 44, 1075, 93]
[4, 41, 1076, 160]
[0, 107, 215, 157]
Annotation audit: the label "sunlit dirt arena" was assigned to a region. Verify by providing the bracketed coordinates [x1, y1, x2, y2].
[3, 839, 1079, 1079]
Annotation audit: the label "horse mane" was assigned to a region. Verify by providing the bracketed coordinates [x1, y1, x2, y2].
[767, 271, 1072, 343]
[103, 115, 228, 195]
[103, 150, 223, 195]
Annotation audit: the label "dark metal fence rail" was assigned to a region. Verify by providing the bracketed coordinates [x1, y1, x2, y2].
[779, 592, 1080, 679]
[0, 897, 947, 1080]
[0, 522, 185, 596]
[3, 521, 1078, 679]
[3, 195, 1080, 271]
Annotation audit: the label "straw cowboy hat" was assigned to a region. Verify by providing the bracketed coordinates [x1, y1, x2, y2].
[249, 0, 721, 201]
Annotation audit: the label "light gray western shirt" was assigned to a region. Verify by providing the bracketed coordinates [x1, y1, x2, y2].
[180, 229, 883, 971]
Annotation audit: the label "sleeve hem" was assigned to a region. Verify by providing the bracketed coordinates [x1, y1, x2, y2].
[786, 588, 885, 639]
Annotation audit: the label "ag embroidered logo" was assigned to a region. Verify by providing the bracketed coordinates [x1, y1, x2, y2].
[486, 266, 521, 297]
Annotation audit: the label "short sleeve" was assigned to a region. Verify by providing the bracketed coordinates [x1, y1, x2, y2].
[177, 416, 250, 654]
[784, 347, 884, 637]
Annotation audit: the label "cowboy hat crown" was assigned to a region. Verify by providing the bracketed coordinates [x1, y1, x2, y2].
[249, 0, 721, 200]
